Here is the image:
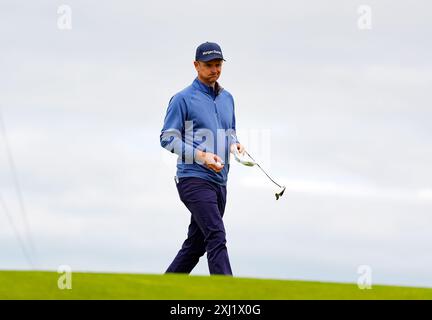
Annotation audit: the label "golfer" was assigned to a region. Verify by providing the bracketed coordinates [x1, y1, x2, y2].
[160, 42, 245, 275]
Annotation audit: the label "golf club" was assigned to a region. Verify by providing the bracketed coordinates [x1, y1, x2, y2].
[231, 138, 286, 200]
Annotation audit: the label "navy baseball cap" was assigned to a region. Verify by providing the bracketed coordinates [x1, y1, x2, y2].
[195, 42, 225, 62]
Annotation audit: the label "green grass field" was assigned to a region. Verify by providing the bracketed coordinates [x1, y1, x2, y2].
[0, 271, 431, 300]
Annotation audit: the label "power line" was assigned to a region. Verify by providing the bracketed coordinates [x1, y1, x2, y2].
[0, 106, 37, 268]
[0, 192, 34, 268]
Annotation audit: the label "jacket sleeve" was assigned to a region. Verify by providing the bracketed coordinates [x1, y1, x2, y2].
[230, 95, 240, 146]
[160, 94, 197, 163]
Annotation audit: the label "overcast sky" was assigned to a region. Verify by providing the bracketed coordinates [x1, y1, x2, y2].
[1, 0, 431, 288]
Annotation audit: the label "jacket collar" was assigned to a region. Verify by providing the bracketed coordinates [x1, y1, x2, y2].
[192, 77, 223, 98]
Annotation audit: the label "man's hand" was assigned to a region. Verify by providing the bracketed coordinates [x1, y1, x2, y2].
[196, 150, 224, 173]
[230, 143, 245, 155]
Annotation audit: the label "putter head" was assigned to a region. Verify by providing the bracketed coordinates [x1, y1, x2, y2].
[275, 186, 286, 200]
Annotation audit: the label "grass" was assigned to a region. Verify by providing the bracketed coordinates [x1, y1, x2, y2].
[0, 271, 431, 300]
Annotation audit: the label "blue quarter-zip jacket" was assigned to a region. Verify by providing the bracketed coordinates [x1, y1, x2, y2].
[160, 77, 239, 186]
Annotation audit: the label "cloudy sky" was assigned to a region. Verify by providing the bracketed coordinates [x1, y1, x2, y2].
[1, 0, 431, 288]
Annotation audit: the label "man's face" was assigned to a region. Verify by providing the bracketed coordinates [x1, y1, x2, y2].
[194, 59, 223, 84]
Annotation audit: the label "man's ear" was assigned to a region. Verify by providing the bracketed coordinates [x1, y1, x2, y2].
[193, 61, 199, 71]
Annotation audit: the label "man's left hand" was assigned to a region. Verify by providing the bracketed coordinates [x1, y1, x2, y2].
[230, 143, 245, 155]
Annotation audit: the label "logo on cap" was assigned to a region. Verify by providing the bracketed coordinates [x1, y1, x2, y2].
[203, 50, 222, 55]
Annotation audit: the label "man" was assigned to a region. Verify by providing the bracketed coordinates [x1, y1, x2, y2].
[160, 42, 245, 275]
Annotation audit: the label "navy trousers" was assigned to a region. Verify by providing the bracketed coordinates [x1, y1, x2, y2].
[166, 177, 233, 275]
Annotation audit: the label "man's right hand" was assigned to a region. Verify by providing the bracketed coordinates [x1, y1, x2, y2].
[195, 150, 224, 173]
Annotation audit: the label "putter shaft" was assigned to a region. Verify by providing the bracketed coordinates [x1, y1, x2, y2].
[245, 151, 283, 189]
